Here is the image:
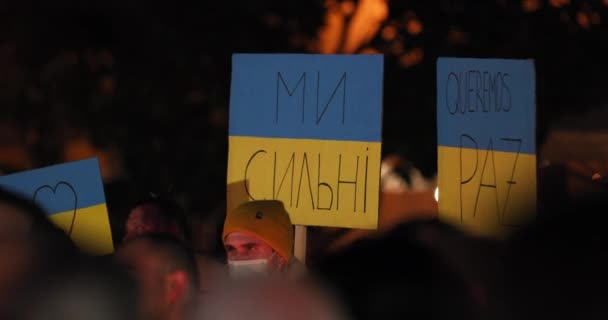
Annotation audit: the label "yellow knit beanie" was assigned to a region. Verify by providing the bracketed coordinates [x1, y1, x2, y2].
[222, 200, 294, 261]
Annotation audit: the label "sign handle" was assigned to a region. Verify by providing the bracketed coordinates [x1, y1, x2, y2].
[294, 225, 307, 264]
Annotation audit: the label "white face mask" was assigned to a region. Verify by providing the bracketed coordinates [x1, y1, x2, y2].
[227, 259, 269, 279]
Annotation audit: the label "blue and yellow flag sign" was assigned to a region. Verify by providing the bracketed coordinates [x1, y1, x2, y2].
[437, 58, 536, 238]
[228, 54, 383, 229]
[0, 158, 113, 254]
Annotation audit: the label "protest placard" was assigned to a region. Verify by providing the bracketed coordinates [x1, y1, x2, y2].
[0, 158, 113, 254]
[228, 54, 383, 229]
[437, 58, 536, 237]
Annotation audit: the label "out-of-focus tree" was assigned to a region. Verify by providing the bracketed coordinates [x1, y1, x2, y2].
[315, 0, 389, 54]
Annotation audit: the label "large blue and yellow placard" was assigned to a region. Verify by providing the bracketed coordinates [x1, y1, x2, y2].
[437, 58, 536, 237]
[0, 158, 113, 254]
[228, 54, 383, 229]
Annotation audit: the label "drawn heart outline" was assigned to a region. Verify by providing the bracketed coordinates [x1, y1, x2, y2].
[33, 181, 78, 236]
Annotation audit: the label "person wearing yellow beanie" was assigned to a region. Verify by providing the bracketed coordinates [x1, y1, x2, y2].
[222, 200, 304, 278]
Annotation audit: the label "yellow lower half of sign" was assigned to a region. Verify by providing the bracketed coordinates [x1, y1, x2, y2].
[438, 145, 537, 238]
[48, 203, 114, 254]
[228, 136, 381, 229]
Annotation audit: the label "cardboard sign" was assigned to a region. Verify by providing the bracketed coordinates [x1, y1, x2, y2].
[0, 158, 114, 254]
[437, 57, 536, 237]
[228, 54, 383, 229]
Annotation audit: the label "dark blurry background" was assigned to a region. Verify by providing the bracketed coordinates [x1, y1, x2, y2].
[1, 0, 607, 242]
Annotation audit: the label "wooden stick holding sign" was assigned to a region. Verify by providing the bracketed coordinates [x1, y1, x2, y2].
[294, 225, 307, 263]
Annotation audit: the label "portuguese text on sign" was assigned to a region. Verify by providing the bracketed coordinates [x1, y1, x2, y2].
[437, 58, 536, 237]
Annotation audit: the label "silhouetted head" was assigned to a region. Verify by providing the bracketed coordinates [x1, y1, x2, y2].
[116, 234, 198, 320]
[123, 195, 191, 244]
[317, 221, 477, 320]
[18, 259, 139, 320]
[0, 187, 78, 317]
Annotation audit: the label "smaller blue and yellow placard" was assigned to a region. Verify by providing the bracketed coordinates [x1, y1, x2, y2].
[0, 158, 113, 254]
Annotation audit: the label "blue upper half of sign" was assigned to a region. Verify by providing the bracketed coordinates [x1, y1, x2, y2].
[0, 158, 106, 215]
[229, 54, 384, 142]
[437, 58, 536, 154]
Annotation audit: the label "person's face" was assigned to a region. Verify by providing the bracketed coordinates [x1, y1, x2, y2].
[115, 241, 168, 320]
[224, 233, 284, 272]
[124, 204, 174, 243]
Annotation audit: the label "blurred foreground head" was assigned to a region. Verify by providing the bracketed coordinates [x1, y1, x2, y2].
[499, 193, 608, 320]
[115, 234, 199, 320]
[0, 187, 78, 318]
[17, 259, 139, 320]
[197, 277, 350, 320]
[317, 221, 478, 320]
